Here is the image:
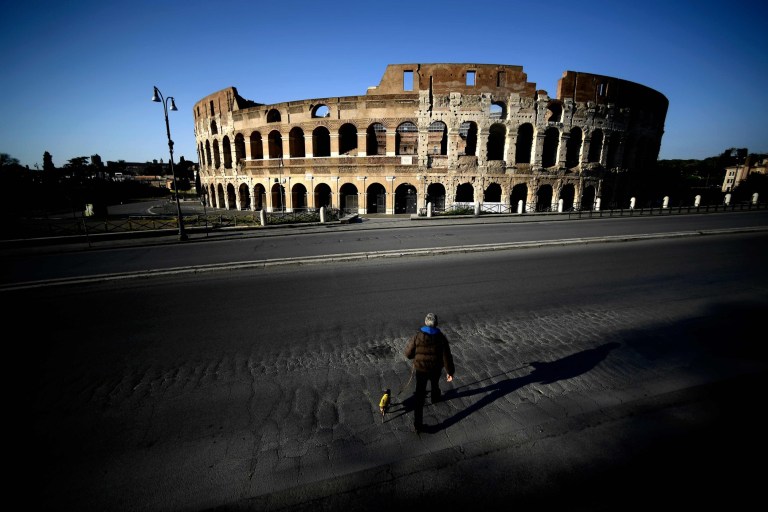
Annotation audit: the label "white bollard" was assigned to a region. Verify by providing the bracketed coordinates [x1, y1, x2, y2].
[557, 199, 564, 213]
[752, 193, 759, 205]
[259, 209, 266, 226]
[474, 202, 481, 216]
[427, 201, 433, 218]
[630, 197, 636, 210]
[663, 196, 669, 208]
[320, 206, 326, 223]
[595, 197, 601, 211]
[724, 193, 731, 206]
[517, 199, 524, 214]
[694, 195, 701, 207]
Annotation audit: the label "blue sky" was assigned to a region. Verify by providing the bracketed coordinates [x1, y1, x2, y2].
[2, 0, 766, 169]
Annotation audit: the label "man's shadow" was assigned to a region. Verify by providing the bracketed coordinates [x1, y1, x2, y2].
[388, 342, 619, 432]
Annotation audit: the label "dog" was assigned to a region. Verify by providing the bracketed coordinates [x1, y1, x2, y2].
[379, 389, 391, 422]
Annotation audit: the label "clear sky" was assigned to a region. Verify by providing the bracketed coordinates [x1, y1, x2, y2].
[2, 0, 766, 169]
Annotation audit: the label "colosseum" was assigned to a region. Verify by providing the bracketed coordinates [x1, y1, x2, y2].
[194, 63, 668, 215]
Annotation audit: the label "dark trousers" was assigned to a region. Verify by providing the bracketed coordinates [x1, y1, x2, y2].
[413, 371, 441, 427]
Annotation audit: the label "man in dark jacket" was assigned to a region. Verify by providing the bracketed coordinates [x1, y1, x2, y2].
[404, 313, 455, 432]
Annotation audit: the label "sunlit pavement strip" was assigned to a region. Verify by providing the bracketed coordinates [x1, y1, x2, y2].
[2, 227, 766, 291]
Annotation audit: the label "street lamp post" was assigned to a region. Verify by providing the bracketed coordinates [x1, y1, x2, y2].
[152, 85, 188, 241]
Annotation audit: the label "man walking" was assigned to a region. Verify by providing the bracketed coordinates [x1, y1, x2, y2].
[404, 313, 455, 432]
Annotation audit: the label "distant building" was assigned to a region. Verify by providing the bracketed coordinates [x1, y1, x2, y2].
[722, 156, 767, 192]
[194, 63, 668, 214]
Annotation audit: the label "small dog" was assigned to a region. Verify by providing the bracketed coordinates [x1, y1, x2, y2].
[379, 389, 391, 422]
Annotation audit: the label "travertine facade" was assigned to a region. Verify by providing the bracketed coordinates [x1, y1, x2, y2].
[194, 63, 668, 214]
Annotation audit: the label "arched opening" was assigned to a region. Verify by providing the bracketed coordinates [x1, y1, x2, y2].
[226, 183, 236, 210]
[313, 126, 331, 157]
[339, 183, 358, 214]
[234, 134, 245, 165]
[396, 122, 417, 155]
[314, 183, 332, 209]
[312, 104, 330, 118]
[490, 102, 506, 120]
[205, 140, 212, 167]
[213, 140, 221, 168]
[426, 183, 446, 211]
[536, 184, 554, 212]
[542, 127, 560, 168]
[547, 101, 562, 123]
[460, 121, 477, 156]
[238, 183, 251, 210]
[271, 182, 285, 211]
[253, 183, 266, 211]
[581, 185, 597, 210]
[455, 182, 474, 203]
[515, 123, 533, 164]
[394, 183, 417, 214]
[366, 182, 387, 213]
[367, 123, 386, 156]
[339, 123, 358, 155]
[268, 130, 282, 159]
[560, 183, 576, 211]
[266, 109, 281, 123]
[208, 183, 216, 207]
[487, 123, 506, 161]
[565, 127, 582, 169]
[427, 121, 447, 155]
[210, 120, 218, 135]
[588, 129, 603, 163]
[291, 183, 307, 211]
[216, 183, 225, 208]
[223, 136, 232, 169]
[511, 183, 528, 212]
[484, 182, 502, 202]
[250, 131, 263, 159]
[289, 127, 305, 158]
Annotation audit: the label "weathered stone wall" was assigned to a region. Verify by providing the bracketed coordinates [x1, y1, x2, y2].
[193, 63, 667, 214]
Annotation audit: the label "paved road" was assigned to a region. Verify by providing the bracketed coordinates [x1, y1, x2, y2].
[10, 212, 768, 511]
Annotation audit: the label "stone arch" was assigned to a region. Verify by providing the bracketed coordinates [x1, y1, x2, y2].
[210, 120, 218, 135]
[581, 185, 597, 210]
[536, 184, 554, 212]
[396, 121, 418, 155]
[238, 182, 251, 210]
[484, 182, 502, 202]
[205, 140, 212, 167]
[314, 182, 332, 209]
[266, 109, 281, 123]
[216, 183, 225, 209]
[291, 183, 307, 210]
[207, 183, 216, 207]
[339, 182, 358, 213]
[487, 123, 506, 161]
[565, 127, 582, 169]
[588, 129, 603, 163]
[289, 127, 305, 158]
[253, 183, 266, 211]
[394, 183, 417, 214]
[223, 135, 232, 169]
[560, 183, 576, 211]
[460, 121, 478, 156]
[542, 127, 560, 168]
[271, 182, 285, 211]
[515, 123, 533, 164]
[339, 123, 358, 155]
[428, 121, 448, 155]
[268, 130, 282, 159]
[455, 182, 474, 203]
[312, 104, 330, 118]
[213, 139, 221, 168]
[234, 134, 246, 164]
[313, 126, 331, 157]
[490, 101, 506, 120]
[226, 183, 237, 210]
[511, 183, 528, 211]
[547, 101, 562, 123]
[426, 183, 446, 211]
[250, 131, 264, 159]
[367, 123, 386, 156]
[366, 182, 387, 213]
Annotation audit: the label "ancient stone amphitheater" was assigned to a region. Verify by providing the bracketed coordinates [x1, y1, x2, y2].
[193, 63, 667, 215]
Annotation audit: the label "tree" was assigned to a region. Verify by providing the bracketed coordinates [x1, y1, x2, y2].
[43, 151, 55, 172]
[1, 153, 21, 168]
